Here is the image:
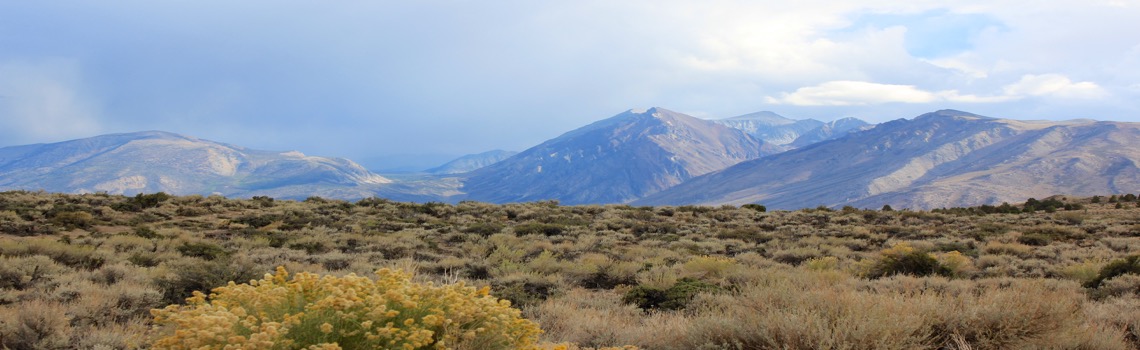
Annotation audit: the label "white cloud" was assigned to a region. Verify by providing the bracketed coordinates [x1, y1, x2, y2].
[1002, 74, 1108, 99]
[0, 61, 103, 144]
[764, 81, 938, 105]
[768, 73, 1106, 106]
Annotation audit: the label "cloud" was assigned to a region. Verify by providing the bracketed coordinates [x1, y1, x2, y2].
[1002, 74, 1108, 99]
[764, 80, 1013, 106]
[765, 81, 938, 106]
[0, 61, 103, 144]
[768, 73, 1106, 106]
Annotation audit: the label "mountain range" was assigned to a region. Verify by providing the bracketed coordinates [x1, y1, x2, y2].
[461, 107, 779, 204]
[0, 131, 391, 200]
[1, 109, 1136, 209]
[637, 110, 1140, 209]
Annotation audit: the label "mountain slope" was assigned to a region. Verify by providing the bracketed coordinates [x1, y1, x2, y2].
[714, 111, 824, 145]
[0, 131, 393, 199]
[461, 107, 778, 204]
[426, 150, 518, 174]
[636, 110, 1140, 209]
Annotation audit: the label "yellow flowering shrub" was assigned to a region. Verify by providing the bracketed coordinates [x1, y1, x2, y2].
[804, 256, 839, 271]
[151, 267, 542, 349]
[935, 250, 975, 277]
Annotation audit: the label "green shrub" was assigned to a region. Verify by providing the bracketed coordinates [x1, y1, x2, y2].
[513, 222, 565, 236]
[1085, 255, 1140, 288]
[155, 258, 264, 304]
[742, 204, 767, 212]
[112, 192, 171, 212]
[464, 222, 504, 237]
[132, 225, 160, 239]
[623, 278, 724, 310]
[491, 274, 561, 308]
[128, 251, 163, 267]
[50, 211, 94, 230]
[865, 243, 949, 279]
[176, 241, 227, 260]
[1017, 233, 1053, 246]
[233, 214, 279, 228]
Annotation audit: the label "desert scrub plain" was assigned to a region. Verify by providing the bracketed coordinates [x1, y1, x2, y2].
[0, 191, 1138, 349]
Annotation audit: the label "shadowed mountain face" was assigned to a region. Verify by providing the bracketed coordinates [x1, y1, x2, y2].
[714, 111, 825, 146]
[636, 110, 1140, 209]
[460, 107, 779, 204]
[0, 131, 392, 200]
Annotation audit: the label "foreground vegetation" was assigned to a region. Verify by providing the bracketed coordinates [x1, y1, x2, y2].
[1, 190, 1139, 349]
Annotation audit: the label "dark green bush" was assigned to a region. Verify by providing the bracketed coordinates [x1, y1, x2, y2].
[513, 222, 566, 236]
[112, 192, 171, 212]
[1017, 233, 1053, 246]
[355, 196, 392, 207]
[578, 269, 637, 290]
[132, 225, 160, 239]
[867, 250, 949, 279]
[176, 242, 227, 260]
[491, 278, 560, 308]
[233, 214, 279, 229]
[50, 211, 94, 230]
[128, 252, 162, 267]
[155, 258, 263, 304]
[250, 195, 275, 208]
[623, 278, 724, 310]
[175, 205, 209, 217]
[1085, 255, 1140, 288]
[287, 240, 329, 254]
[742, 204, 767, 212]
[464, 222, 504, 237]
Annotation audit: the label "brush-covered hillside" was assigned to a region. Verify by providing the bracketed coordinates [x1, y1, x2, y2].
[1, 191, 1139, 349]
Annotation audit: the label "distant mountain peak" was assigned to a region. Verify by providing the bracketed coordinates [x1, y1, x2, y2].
[917, 109, 992, 121]
[714, 111, 824, 145]
[622, 107, 675, 118]
[721, 111, 794, 124]
[426, 150, 518, 174]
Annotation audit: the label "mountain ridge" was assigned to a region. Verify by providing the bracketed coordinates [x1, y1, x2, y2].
[636, 110, 1140, 209]
[0, 131, 393, 200]
[2, 109, 1136, 209]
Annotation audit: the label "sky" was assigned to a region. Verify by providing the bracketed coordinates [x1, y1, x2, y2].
[2, 1, 1139, 171]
